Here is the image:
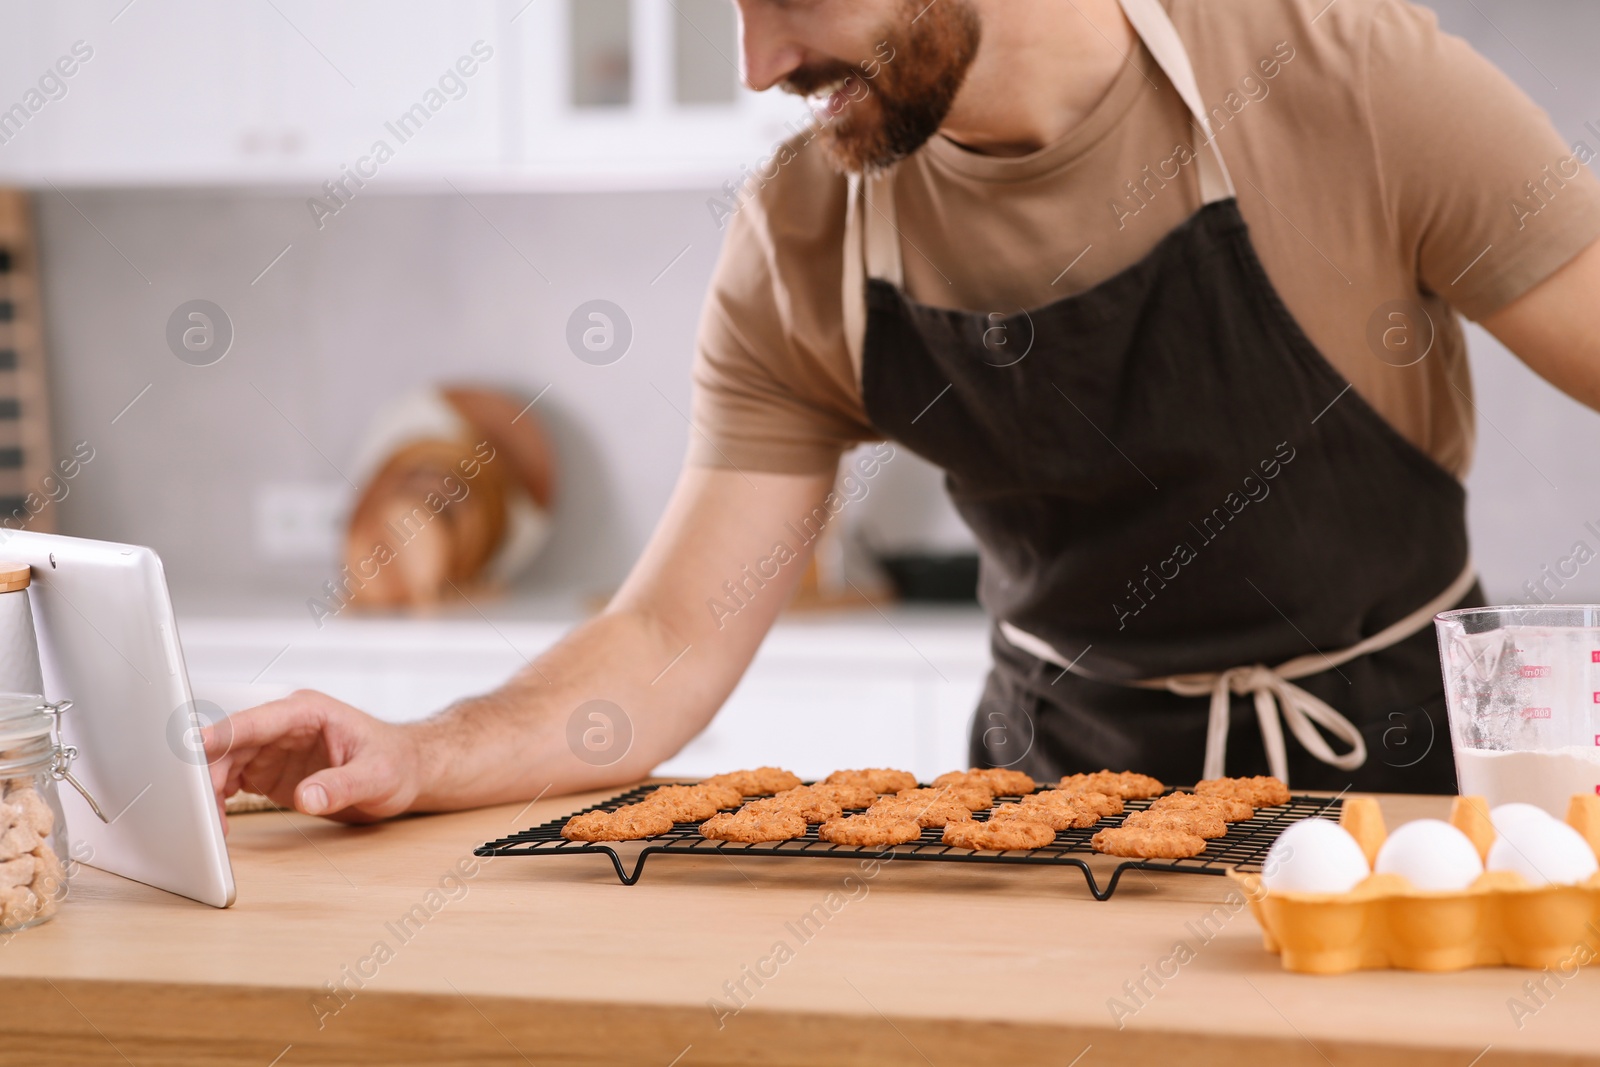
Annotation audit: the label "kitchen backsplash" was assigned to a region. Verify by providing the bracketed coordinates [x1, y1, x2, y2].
[35, 186, 727, 598]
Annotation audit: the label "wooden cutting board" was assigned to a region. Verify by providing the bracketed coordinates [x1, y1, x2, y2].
[0, 190, 56, 532]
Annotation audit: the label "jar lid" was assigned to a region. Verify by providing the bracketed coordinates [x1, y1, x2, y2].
[0, 563, 29, 593]
[0, 691, 51, 745]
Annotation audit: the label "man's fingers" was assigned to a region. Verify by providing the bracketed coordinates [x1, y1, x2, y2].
[297, 761, 386, 818]
[202, 694, 323, 760]
[198, 690, 411, 823]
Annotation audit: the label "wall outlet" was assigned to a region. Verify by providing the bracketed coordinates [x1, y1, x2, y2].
[254, 482, 349, 561]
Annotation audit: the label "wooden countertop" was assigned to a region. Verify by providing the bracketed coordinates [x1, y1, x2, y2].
[1, 789, 1596, 1066]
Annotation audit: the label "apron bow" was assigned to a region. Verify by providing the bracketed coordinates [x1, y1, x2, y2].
[1162, 665, 1366, 783]
[997, 562, 1478, 787]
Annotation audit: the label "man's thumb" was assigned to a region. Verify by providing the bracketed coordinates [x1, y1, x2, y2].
[297, 765, 372, 816]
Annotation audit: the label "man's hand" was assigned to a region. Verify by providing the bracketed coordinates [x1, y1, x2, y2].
[203, 690, 425, 831]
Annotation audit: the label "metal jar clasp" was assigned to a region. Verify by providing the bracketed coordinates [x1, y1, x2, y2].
[40, 699, 108, 823]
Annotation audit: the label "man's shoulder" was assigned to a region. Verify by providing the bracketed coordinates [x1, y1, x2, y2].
[1171, 0, 1429, 70]
[712, 124, 852, 259]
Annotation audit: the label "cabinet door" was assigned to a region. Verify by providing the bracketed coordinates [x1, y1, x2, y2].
[17, 0, 273, 180]
[2, 0, 506, 182]
[264, 0, 507, 174]
[512, 0, 810, 183]
[655, 662, 921, 780]
[916, 663, 989, 779]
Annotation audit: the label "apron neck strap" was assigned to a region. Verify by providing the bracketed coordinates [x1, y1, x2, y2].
[843, 168, 903, 375]
[843, 0, 1237, 365]
[1117, 0, 1235, 205]
[850, 169, 905, 287]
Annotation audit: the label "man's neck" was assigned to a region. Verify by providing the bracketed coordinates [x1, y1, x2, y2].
[938, 0, 1135, 158]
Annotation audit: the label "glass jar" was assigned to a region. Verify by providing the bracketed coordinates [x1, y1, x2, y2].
[0, 693, 76, 932]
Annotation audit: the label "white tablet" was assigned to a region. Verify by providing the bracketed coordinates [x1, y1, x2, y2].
[1, 530, 234, 907]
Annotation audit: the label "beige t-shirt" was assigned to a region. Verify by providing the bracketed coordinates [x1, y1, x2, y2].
[689, 0, 1600, 477]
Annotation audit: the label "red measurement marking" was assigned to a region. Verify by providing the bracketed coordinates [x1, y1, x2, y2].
[1522, 665, 1552, 678]
[1593, 651, 1600, 663]
[1524, 707, 1553, 719]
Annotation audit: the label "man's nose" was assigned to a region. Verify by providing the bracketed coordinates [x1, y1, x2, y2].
[735, 1, 806, 92]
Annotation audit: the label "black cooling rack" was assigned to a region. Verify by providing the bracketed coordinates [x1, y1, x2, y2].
[476, 784, 1343, 900]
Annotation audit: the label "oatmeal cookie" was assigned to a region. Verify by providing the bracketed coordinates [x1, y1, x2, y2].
[746, 787, 844, 824]
[818, 814, 923, 846]
[1011, 792, 1101, 830]
[637, 783, 743, 822]
[933, 768, 1036, 796]
[561, 805, 675, 841]
[806, 781, 878, 809]
[823, 768, 919, 794]
[699, 809, 808, 843]
[868, 790, 974, 828]
[986, 801, 1086, 832]
[702, 767, 804, 796]
[1149, 791, 1253, 822]
[942, 817, 1056, 851]
[1027, 789, 1123, 819]
[895, 781, 995, 812]
[1195, 775, 1290, 807]
[1056, 770, 1166, 799]
[1091, 826, 1207, 858]
[1122, 809, 1228, 839]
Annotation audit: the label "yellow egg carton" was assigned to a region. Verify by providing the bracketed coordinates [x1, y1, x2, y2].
[1228, 794, 1600, 974]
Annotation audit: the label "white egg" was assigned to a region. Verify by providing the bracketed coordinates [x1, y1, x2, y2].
[1260, 818, 1370, 894]
[1490, 803, 1558, 838]
[1373, 819, 1484, 891]
[1487, 818, 1599, 887]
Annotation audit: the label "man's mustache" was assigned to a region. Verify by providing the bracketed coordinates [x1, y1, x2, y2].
[781, 62, 868, 98]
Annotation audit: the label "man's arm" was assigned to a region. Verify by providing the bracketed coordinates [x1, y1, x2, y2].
[1480, 236, 1600, 410]
[204, 463, 837, 824]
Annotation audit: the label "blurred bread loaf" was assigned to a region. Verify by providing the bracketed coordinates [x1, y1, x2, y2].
[343, 386, 555, 609]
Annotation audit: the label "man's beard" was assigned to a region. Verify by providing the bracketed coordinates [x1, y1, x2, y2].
[781, 0, 982, 174]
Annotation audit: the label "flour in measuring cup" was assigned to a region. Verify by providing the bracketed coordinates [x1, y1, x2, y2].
[1455, 746, 1600, 816]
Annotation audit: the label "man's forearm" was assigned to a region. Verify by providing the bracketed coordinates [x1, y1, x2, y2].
[403, 608, 706, 810]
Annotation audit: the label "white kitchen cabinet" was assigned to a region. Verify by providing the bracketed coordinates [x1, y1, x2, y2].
[0, 0, 506, 184]
[3, 1, 280, 183]
[258, 1, 508, 174]
[0, 0, 809, 188]
[657, 666, 923, 781]
[508, 0, 810, 186]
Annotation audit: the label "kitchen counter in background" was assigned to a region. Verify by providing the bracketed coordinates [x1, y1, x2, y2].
[172, 594, 994, 781]
[3, 790, 1594, 1066]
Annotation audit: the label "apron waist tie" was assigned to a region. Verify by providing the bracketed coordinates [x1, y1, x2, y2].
[1163, 665, 1366, 782]
[999, 561, 1477, 785]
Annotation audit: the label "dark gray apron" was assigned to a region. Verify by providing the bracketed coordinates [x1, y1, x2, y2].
[845, 0, 1481, 792]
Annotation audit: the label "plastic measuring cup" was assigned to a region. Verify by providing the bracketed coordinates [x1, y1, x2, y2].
[1435, 605, 1600, 814]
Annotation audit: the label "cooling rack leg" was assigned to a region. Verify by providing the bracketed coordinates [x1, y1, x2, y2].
[601, 848, 633, 885]
[1093, 864, 1133, 901]
[602, 847, 659, 886]
[621, 849, 656, 885]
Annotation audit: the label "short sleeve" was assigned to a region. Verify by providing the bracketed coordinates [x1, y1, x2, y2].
[687, 157, 877, 475]
[1363, 0, 1600, 319]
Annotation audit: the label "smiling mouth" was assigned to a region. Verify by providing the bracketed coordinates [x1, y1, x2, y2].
[805, 75, 860, 111]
